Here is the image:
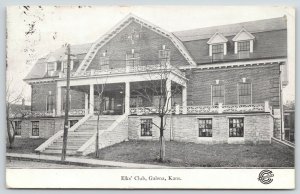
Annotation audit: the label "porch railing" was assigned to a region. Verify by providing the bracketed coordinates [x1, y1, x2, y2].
[129, 101, 271, 115]
[60, 64, 185, 78]
[9, 109, 86, 118]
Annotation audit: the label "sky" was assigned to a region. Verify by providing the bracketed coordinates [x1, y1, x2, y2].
[6, 6, 295, 105]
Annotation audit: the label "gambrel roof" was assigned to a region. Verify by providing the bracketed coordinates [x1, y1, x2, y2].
[75, 14, 197, 75]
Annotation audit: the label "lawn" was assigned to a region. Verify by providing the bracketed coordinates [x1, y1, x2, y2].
[90, 140, 294, 167]
[6, 138, 47, 154]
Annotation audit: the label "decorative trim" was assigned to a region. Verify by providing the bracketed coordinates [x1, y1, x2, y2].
[207, 32, 228, 44]
[232, 28, 255, 42]
[179, 58, 287, 70]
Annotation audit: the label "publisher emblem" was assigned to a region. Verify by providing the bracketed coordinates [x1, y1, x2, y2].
[258, 170, 274, 184]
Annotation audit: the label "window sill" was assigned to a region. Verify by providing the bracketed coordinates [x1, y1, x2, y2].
[228, 137, 245, 144]
[30, 136, 40, 139]
[139, 136, 153, 139]
[15, 135, 22, 138]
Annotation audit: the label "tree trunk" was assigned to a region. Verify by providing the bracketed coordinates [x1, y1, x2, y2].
[95, 113, 100, 158]
[6, 106, 15, 149]
[159, 115, 165, 162]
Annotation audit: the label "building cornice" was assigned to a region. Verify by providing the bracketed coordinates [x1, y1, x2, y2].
[179, 58, 287, 71]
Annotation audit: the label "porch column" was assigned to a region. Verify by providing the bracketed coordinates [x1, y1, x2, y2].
[182, 86, 187, 114]
[125, 82, 130, 114]
[84, 93, 89, 115]
[56, 86, 62, 116]
[89, 84, 94, 114]
[166, 79, 172, 113]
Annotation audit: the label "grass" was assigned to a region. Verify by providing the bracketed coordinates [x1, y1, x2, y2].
[89, 140, 294, 167]
[6, 138, 47, 154]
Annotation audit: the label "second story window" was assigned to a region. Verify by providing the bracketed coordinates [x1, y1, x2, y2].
[212, 84, 225, 105]
[238, 82, 251, 104]
[159, 49, 171, 65]
[126, 52, 140, 68]
[99, 56, 109, 70]
[238, 41, 250, 52]
[46, 91, 54, 112]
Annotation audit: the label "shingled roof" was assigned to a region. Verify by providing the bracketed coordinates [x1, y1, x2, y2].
[173, 16, 287, 42]
[24, 43, 92, 80]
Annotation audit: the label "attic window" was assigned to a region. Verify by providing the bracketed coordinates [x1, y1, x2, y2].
[232, 28, 255, 57]
[207, 32, 228, 59]
[62, 60, 74, 72]
[47, 62, 56, 76]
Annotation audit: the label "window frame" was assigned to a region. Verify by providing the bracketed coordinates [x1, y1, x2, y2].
[46, 93, 55, 112]
[99, 56, 110, 70]
[211, 84, 225, 105]
[158, 49, 171, 65]
[238, 82, 252, 104]
[126, 52, 140, 67]
[237, 41, 250, 52]
[212, 44, 224, 54]
[229, 118, 244, 137]
[31, 121, 39, 137]
[141, 119, 153, 137]
[198, 118, 213, 137]
[47, 62, 56, 75]
[14, 120, 22, 136]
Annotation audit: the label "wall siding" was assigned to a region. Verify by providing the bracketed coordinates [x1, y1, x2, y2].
[87, 21, 190, 71]
[186, 63, 280, 108]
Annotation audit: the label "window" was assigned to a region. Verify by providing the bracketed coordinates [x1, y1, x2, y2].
[159, 49, 171, 65]
[212, 85, 224, 105]
[126, 53, 140, 67]
[141, 119, 152, 136]
[62, 61, 74, 72]
[14, 121, 21, 136]
[69, 120, 78, 128]
[46, 93, 54, 112]
[238, 41, 250, 51]
[229, 118, 244, 137]
[47, 62, 55, 76]
[212, 44, 224, 54]
[238, 83, 251, 104]
[31, 121, 39, 137]
[57, 61, 62, 71]
[198, 119, 212, 137]
[99, 56, 109, 70]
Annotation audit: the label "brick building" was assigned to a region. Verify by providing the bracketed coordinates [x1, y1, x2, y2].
[12, 14, 288, 155]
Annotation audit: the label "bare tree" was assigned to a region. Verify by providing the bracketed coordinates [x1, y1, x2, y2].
[6, 77, 25, 149]
[132, 62, 183, 162]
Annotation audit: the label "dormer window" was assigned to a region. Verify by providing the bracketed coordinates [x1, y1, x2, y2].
[47, 62, 56, 76]
[62, 60, 74, 72]
[207, 32, 228, 62]
[233, 28, 255, 59]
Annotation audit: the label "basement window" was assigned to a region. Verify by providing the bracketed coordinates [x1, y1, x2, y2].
[198, 118, 212, 137]
[31, 121, 39, 137]
[141, 119, 152, 136]
[229, 118, 244, 137]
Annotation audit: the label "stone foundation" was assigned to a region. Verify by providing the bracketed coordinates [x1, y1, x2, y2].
[128, 113, 273, 144]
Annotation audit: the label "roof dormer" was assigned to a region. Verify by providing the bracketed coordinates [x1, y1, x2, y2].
[232, 28, 255, 54]
[207, 32, 228, 56]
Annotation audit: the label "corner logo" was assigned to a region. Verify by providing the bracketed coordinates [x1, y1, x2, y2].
[258, 170, 274, 184]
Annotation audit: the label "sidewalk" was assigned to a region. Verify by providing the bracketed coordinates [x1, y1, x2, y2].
[6, 153, 169, 168]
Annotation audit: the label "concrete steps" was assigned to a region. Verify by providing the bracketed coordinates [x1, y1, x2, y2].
[41, 115, 117, 156]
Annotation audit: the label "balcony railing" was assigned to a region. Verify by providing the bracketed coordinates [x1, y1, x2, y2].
[60, 64, 185, 78]
[129, 102, 271, 115]
[9, 109, 86, 118]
